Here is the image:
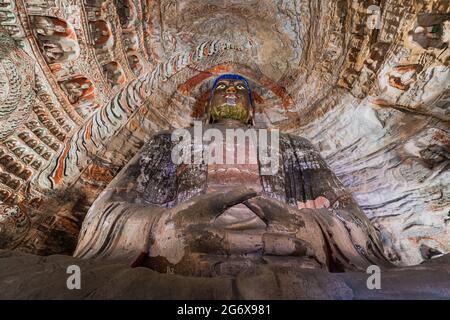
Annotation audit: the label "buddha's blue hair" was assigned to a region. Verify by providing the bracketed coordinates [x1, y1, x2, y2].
[209, 74, 253, 108]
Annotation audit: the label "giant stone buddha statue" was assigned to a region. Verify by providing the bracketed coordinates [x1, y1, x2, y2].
[74, 74, 393, 276]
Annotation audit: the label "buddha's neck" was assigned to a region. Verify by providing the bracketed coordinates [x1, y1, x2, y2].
[213, 118, 248, 128]
[205, 118, 262, 194]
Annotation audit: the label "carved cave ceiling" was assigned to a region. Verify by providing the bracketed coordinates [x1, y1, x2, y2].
[0, 0, 449, 266]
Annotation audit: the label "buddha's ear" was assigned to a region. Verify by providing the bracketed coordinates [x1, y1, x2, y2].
[204, 101, 212, 125]
[247, 103, 256, 126]
[246, 113, 255, 126]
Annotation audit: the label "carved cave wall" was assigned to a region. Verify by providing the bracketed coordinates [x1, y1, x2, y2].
[0, 0, 448, 266]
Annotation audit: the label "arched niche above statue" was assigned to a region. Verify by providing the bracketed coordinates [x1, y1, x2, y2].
[89, 20, 114, 50]
[172, 65, 293, 128]
[30, 15, 80, 64]
[115, 0, 137, 30]
[102, 61, 126, 89]
[59, 76, 95, 105]
[0, 29, 35, 140]
[127, 53, 143, 76]
[122, 31, 139, 52]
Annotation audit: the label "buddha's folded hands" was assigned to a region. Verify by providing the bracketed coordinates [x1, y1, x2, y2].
[146, 189, 329, 276]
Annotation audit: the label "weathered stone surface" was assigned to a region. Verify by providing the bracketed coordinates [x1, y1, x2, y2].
[0, 0, 448, 269]
[0, 250, 448, 300]
[297, 95, 449, 265]
[73, 123, 392, 276]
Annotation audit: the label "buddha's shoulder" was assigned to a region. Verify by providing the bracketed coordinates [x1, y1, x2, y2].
[144, 128, 198, 149]
[151, 127, 200, 137]
[279, 132, 317, 150]
[140, 131, 174, 152]
[147, 129, 177, 141]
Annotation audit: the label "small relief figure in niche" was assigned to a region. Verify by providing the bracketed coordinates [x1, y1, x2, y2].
[31, 15, 80, 64]
[102, 62, 126, 89]
[89, 20, 114, 50]
[59, 77, 94, 104]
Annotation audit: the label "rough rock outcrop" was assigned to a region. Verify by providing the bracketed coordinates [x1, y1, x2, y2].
[0, 250, 448, 299]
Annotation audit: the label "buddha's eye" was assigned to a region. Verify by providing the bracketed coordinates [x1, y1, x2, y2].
[216, 84, 226, 90]
[236, 84, 246, 90]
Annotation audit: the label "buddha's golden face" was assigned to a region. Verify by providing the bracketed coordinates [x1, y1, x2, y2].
[209, 79, 251, 123]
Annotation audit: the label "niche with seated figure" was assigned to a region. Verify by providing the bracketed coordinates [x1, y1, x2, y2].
[89, 20, 114, 50]
[409, 13, 450, 49]
[59, 76, 95, 105]
[115, 0, 137, 30]
[127, 53, 143, 76]
[102, 61, 126, 89]
[30, 15, 80, 64]
[0, 0, 23, 37]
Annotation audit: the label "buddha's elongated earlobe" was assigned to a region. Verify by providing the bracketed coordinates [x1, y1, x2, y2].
[204, 101, 211, 125]
[246, 94, 256, 126]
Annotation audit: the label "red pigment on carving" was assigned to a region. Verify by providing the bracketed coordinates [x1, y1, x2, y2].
[297, 196, 331, 210]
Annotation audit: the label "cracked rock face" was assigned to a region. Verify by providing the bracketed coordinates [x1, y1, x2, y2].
[0, 249, 449, 299]
[0, 0, 448, 267]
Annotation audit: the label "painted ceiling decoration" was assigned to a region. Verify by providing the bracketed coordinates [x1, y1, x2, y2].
[0, 0, 448, 269]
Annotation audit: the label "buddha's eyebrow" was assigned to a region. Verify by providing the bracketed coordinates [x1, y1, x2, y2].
[232, 81, 247, 89]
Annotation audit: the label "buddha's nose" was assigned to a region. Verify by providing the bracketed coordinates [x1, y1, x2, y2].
[226, 86, 237, 94]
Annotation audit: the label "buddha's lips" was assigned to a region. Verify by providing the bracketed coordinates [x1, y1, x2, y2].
[226, 98, 236, 105]
[225, 94, 237, 105]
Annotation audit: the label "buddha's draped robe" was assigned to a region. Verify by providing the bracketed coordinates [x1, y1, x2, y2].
[74, 125, 392, 272]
